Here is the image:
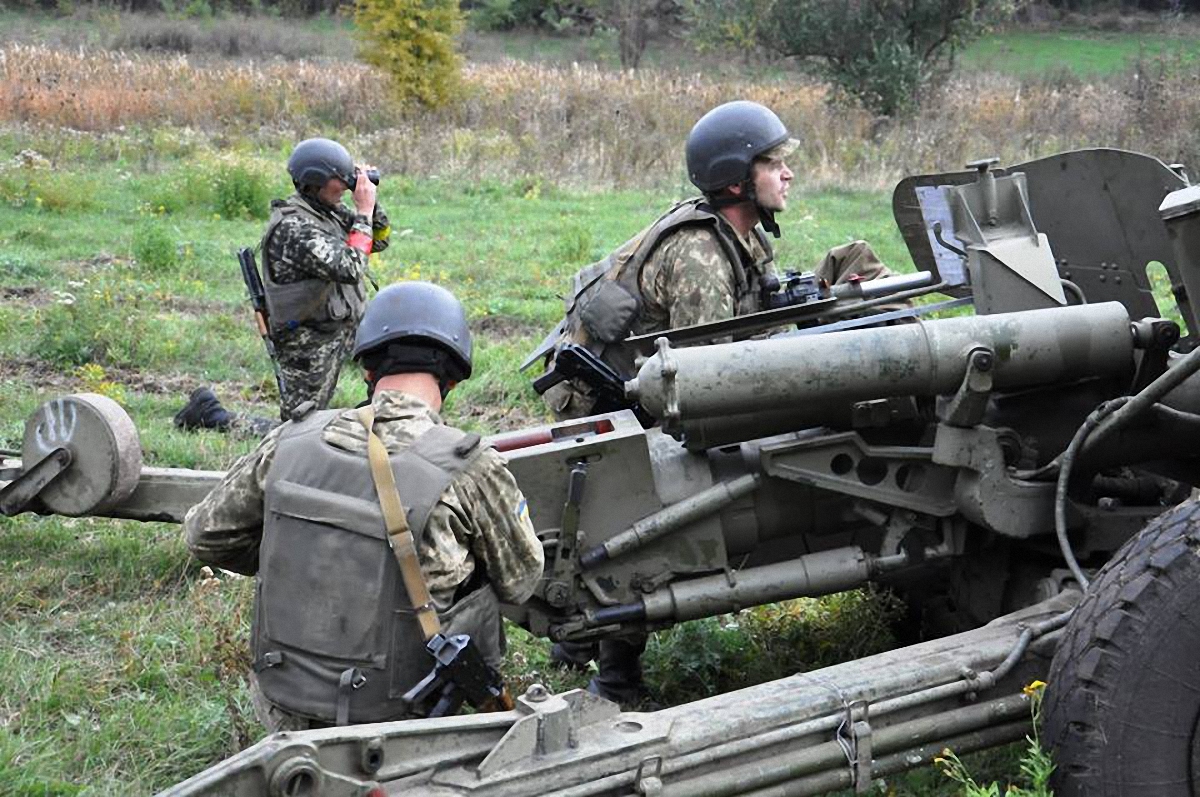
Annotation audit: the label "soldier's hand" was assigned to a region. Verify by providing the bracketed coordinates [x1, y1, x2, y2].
[353, 163, 377, 216]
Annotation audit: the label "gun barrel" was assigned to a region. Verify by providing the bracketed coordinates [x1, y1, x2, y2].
[834, 269, 934, 300]
[627, 302, 1135, 429]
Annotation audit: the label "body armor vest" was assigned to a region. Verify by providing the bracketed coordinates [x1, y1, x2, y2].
[252, 410, 499, 724]
[260, 194, 367, 332]
[526, 198, 773, 378]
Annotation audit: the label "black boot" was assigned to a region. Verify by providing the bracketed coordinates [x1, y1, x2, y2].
[586, 635, 647, 705]
[550, 640, 597, 672]
[174, 387, 234, 431]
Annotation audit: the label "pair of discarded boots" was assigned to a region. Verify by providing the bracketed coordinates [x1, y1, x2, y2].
[173, 387, 234, 431]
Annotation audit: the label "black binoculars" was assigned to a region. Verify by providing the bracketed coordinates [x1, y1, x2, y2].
[360, 167, 381, 186]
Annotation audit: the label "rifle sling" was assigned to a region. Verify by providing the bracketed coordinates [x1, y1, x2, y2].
[357, 406, 443, 642]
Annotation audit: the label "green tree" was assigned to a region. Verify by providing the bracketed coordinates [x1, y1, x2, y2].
[683, 0, 777, 63]
[355, 0, 465, 107]
[711, 0, 1013, 117]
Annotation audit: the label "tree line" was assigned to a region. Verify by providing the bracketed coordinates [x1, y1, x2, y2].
[6, 0, 1199, 117]
[9, 0, 1200, 15]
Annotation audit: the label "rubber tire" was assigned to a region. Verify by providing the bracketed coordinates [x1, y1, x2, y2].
[1045, 498, 1200, 797]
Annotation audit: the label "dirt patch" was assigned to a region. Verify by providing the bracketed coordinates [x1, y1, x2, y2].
[471, 314, 544, 343]
[1, 357, 202, 397]
[2, 285, 54, 306]
[454, 401, 543, 434]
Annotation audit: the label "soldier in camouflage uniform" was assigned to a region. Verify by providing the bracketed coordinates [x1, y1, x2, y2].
[529, 100, 892, 420]
[183, 282, 543, 731]
[529, 100, 892, 704]
[175, 137, 391, 437]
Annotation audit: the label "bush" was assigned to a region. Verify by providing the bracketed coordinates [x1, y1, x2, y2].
[470, 0, 519, 31]
[0, 163, 99, 213]
[752, 0, 1013, 117]
[642, 589, 902, 706]
[0, 253, 48, 281]
[211, 161, 273, 220]
[140, 155, 276, 219]
[132, 223, 179, 271]
[355, 0, 465, 107]
[107, 12, 354, 59]
[33, 275, 154, 368]
[551, 223, 594, 264]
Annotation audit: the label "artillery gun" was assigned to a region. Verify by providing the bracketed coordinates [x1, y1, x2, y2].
[4, 148, 1200, 796]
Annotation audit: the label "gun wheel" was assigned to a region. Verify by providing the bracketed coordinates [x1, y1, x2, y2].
[1045, 499, 1200, 796]
[21, 393, 142, 516]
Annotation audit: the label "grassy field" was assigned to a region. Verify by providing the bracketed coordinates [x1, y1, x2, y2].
[7, 7, 1183, 795]
[0, 147, 1045, 794]
[961, 28, 1200, 76]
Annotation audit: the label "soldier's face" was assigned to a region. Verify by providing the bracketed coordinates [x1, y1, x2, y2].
[317, 175, 350, 206]
[752, 158, 793, 212]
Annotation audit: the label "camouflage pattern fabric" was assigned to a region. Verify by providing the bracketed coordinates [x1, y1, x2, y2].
[264, 192, 390, 291]
[813, 240, 892, 286]
[200, 324, 358, 440]
[187, 389, 543, 732]
[183, 390, 544, 602]
[543, 219, 774, 420]
[273, 322, 358, 420]
[262, 193, 390, 417]
[636, 225, 775, 331]
[225, 413, 279, 440]
[545, 233, 892, 420]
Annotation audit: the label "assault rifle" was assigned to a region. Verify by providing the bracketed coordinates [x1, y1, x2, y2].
[531, 344, 655, 426]
[237, 247, 286, 398]
[403, 633, 515, 718]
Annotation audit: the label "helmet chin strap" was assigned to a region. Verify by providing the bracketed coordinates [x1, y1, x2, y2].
[756, 205, 781, 238]
[706, 179, 781, 238]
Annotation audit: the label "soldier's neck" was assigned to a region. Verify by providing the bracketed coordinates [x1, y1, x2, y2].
[373, 373, 443, 411]
[718, 202, 758, 238]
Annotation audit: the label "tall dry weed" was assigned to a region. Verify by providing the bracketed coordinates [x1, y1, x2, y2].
[4, 42, 1200, 189]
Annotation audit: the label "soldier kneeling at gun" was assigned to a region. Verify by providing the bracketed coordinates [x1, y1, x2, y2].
[182, 282, 544, 730]
[524, 100, 899, 704]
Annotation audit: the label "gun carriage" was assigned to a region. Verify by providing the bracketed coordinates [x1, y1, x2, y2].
[4, 149, 1200, 796]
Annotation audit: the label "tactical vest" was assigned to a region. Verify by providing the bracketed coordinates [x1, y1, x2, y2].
[252, 409, 500, 725]
[526, 199, 773, 379]
[260, 194, 367, 332]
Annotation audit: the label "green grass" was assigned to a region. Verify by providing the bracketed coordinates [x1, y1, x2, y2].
[960, 29, 1200, 77]
[8, 10, 1170, 793]
[0, 133, 961, 792]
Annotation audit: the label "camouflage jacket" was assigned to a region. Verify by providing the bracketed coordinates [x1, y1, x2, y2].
[636, 219, 774, 333]
[546, 198, 776, 381]
[261, 193, 391, 330]
[183, 391, 544, 605]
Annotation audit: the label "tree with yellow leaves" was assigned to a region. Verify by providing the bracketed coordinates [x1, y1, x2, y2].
[355, 0, 465, 107]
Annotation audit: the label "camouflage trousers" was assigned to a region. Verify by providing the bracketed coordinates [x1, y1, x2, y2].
[274, 322, 358, 419]
[542, 240, 894, 422]
[225, 414, 280, 439]
[223, 323, 357, 439]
